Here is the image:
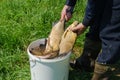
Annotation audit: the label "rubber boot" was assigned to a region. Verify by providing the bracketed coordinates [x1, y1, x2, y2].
[74, 37, 102, 72]
[91, 63, 111, 80]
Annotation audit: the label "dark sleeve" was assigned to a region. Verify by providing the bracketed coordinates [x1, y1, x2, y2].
[65, 0, 77, 6]
[82, 0, 96, 27]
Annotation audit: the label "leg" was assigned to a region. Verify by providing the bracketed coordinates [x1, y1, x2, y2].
[70, 37, 101, 72]
[91, 62, 111, 80]
[77, 37, 101, 71]
[92, 39, 120, 80]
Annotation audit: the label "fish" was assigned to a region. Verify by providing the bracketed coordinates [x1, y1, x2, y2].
[29, 20, 65, 59]
[59, 21, 79, 55]
[43, 20, 65, 58]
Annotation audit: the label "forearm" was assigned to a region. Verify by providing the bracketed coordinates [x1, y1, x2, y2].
[82, 0, 96, 27]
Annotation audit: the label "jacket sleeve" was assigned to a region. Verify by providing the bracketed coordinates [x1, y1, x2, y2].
[82, 0, 96, 27]
[65, 0, 77, 6]
[65, 0, 77, 14]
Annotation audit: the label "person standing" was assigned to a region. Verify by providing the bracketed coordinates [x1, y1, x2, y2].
[61, 0, 120, 79]
[61, 0, 104, 72]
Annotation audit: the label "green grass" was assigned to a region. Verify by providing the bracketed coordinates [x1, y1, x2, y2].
[0, 0, 87, 79]
[0, 0, 87, 80]
[1, 0, 119, 80]
[0, 0, 120, 80]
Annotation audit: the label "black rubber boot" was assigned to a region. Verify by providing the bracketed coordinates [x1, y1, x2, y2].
[70, 37, 101, 72]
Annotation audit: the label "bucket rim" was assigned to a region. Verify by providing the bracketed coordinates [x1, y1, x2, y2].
[27, 39, 71, 63]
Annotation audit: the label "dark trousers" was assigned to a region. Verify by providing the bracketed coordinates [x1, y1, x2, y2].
[96, 0, 120, 64]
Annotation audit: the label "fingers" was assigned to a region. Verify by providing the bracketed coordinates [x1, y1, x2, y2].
[68, 23, 80, 31]
[69, 23, 87, 35]
[61, 12, 71, 21]
[60, 13, 65, 21]
[65, 13, 72, 21]
[70, 26, 79, 31]
[68, 26, 79, 34]
[60, 5, 72, 21]
[60, 6, 66, 21]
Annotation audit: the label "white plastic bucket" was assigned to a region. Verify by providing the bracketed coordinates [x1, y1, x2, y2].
[27, 39, 71, 80]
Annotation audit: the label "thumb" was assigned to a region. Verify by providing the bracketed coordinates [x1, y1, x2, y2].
[71, 26, 80, 31]
[60, 10, 67, 21]
[60, 15, 65, 21]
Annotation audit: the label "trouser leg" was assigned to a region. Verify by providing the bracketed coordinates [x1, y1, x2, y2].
[92, 38, 120, 80]
[75, 37, 101, 72]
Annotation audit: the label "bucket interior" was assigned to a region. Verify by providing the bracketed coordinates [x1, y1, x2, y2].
[27, 38, 71, 63]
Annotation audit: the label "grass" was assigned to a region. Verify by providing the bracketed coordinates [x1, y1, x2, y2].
[0, 0, 120, 80]
[0, 0, 87, 80]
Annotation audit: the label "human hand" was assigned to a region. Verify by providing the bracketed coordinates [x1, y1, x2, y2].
[69, 23, 87, 35]
[60, 5, 73, 21]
